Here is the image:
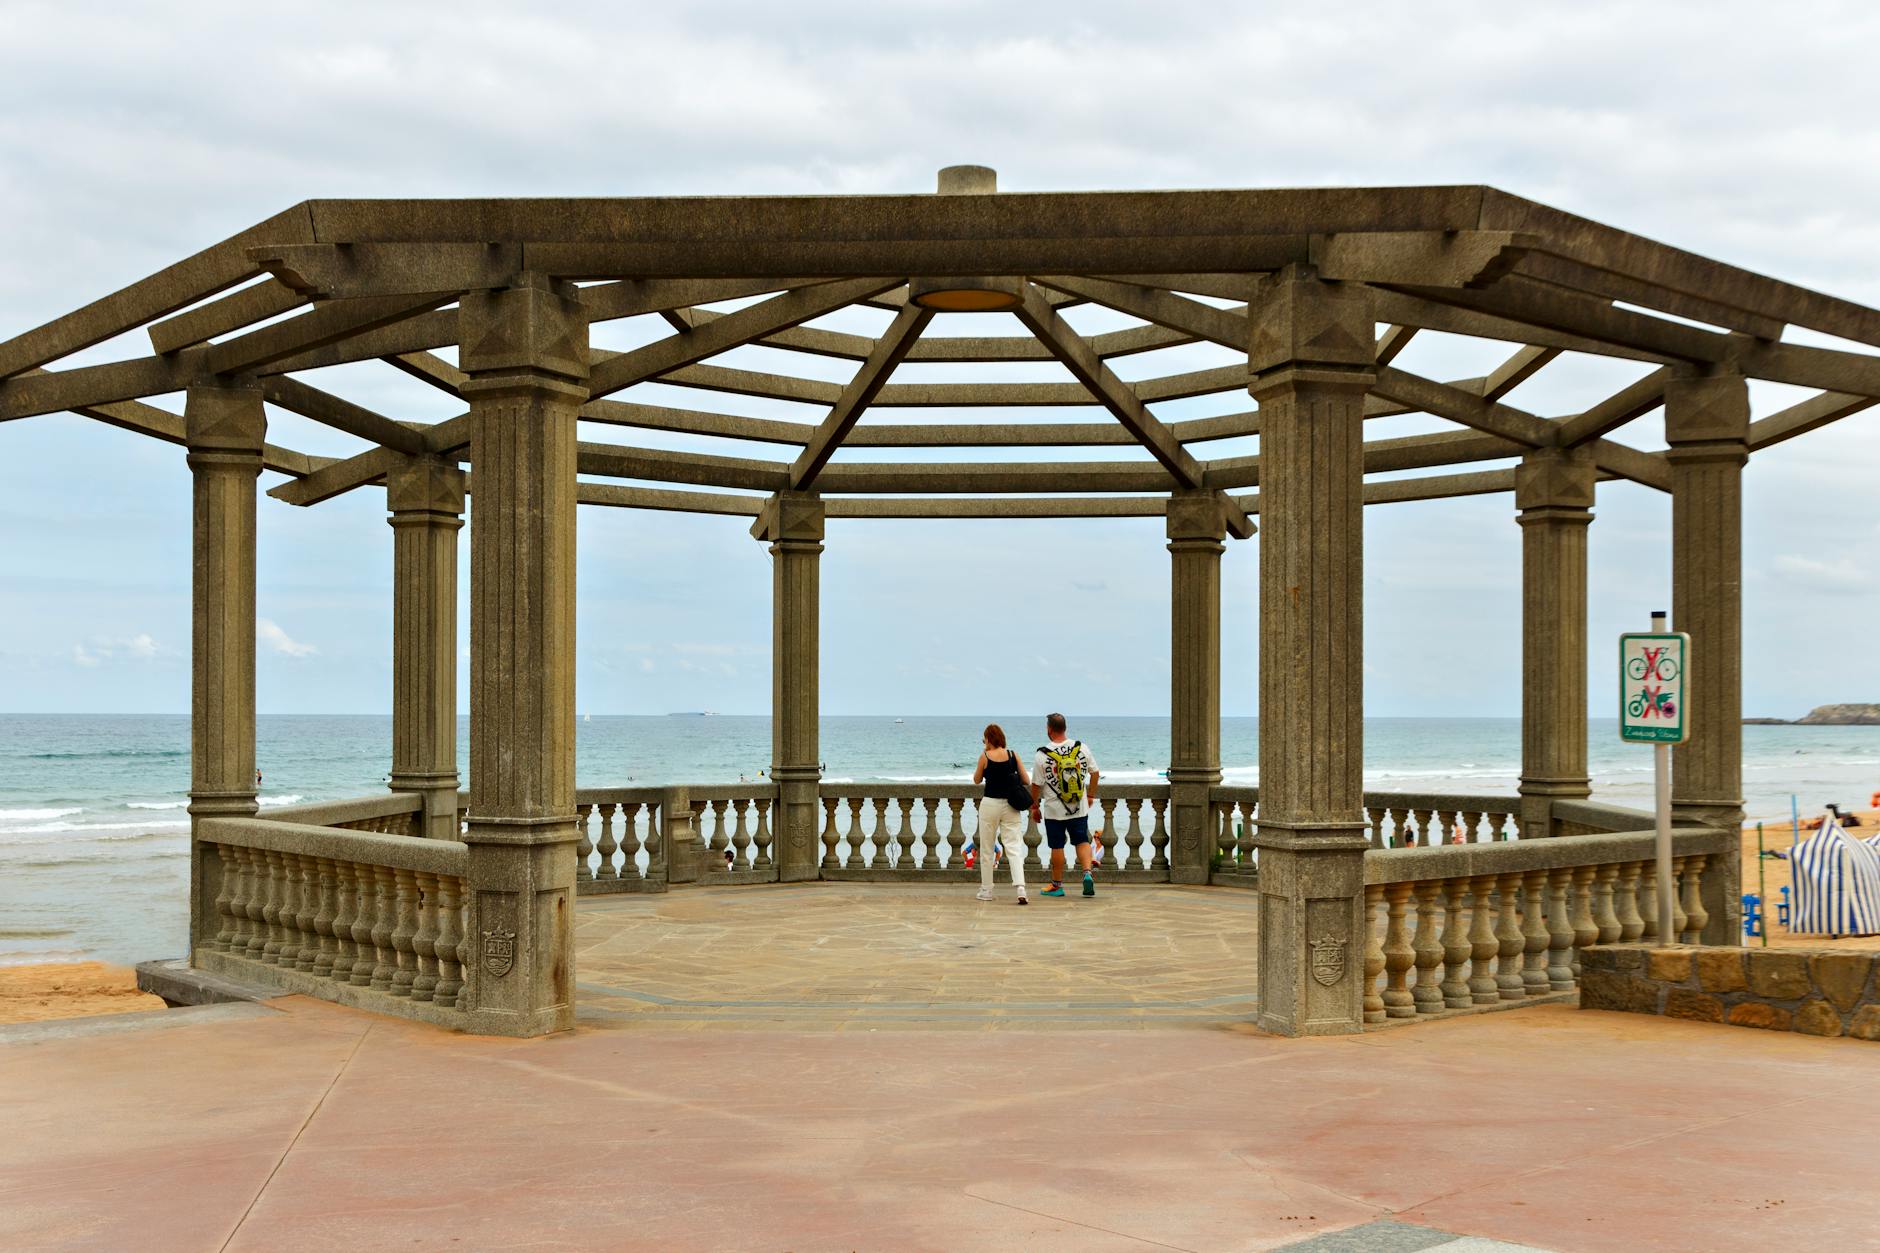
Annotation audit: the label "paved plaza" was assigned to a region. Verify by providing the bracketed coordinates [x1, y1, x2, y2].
[7, 887, 1880, 1251]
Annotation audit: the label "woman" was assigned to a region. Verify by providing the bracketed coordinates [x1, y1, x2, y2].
[971, 723, 1030, 904]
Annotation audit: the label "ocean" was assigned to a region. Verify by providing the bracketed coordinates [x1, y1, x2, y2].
[3, 713, 1876, 966]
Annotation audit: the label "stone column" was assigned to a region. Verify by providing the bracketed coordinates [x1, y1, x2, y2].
[458, 277, 588, 1037]
[388, 456, 467, 840]
[1167, 490, 1227, 884]
[185, 383, 265, 961]
[759, 491, 824, 882]
[1247, 264, 1374, 1036]
[1516, 446, 1595, 838]
[1666, 368, 1748, 945]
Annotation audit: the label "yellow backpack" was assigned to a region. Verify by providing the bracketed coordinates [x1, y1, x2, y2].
[1038, 741, 1086, 810]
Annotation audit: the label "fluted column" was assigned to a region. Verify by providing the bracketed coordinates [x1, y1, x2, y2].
[759, 491, 824, 882]
[1516, 447, 1595, 838]
[1248, 264, 1374, 1037]
[186, 383, 265, 963]
[388, 457, 466, 840]
[459, 277, 588, 1037]
[1666, 368, 1747, 945]
[1167, 490, 1229, 884]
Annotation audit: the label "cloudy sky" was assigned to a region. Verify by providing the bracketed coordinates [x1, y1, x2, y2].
[1, 1, 1876, 719]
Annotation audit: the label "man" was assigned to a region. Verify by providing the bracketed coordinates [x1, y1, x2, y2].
[1030, 712, 1100, 898]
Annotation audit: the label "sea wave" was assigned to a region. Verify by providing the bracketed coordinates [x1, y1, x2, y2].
[0, 807, 83, 822]
[0, 819, 190, 839]
[21, 748, 188, 760]
[126, 800, 189, 810]
[258, 795, 305, 806]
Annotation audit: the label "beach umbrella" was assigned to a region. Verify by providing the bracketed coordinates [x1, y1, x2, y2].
[1790, 817, 1880, 936]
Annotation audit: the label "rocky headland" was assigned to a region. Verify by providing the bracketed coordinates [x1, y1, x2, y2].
[1744, 703, 1880, 726]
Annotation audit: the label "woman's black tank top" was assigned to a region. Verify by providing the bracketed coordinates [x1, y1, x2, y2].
[982, 752, 1020, 799]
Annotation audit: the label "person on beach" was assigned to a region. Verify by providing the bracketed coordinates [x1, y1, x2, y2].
[1031, 712, 1100, 898]
[971, 723, 1030, 905]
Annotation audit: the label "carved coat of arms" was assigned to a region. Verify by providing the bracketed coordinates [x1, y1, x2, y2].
[1310, 935, 1347, 987]
[482, 926, 516, 978]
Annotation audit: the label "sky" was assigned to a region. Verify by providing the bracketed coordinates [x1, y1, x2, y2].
[1, 1, 1876, 720]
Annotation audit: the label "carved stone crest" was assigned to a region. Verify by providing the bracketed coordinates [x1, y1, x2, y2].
[1310, 935, 1347, 987]
[482, 926, 516, 978]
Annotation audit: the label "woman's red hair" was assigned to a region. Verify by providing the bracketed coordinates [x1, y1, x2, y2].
[983, 723, 1007, 749]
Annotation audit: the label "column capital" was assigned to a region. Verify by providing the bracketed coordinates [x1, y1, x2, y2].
[1514, 446, 1596, 516]
[752, 490, 825, 546]
[184, 383, 266, 460]
[1165, 489, 1232, 546]
[1664, 367, 1749, 447]
[459, 281, 589, 387]
[386, 455, 467, 520]
[1248, 263, 1376, 396]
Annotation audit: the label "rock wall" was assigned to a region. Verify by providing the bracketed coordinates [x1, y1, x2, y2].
[1580, 944, 1879, 1040]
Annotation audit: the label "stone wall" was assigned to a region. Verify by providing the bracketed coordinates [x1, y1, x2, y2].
[1581, 944, 1879, 1040]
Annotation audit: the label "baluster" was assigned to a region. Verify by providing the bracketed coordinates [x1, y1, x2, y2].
[732, 799, 754, 870]
[1521, 869, 1549, 997]
[1460, 810, 1484, 844]
[1468, 875, 1500, 1005]
[1681, 856, 1709, 942]
[821, 797, 842, 870]
[914, 797, 937, 871]
[208, 845, 236, 951]
[1383, 883, 1416, 1019]
[1412, 881, 1444, 1015]
[1149, 797, 1170, 872]
[1670, 857, 1691, 942]
[1386, 806, 1409, 848]
[276, 852, 306, 968]
[294, 854, 321, 971]
[1546, 868, 1576, 991]
[260, 850, 287, 965]
[597, 803, 620, 880]
[1495, 871, 1526, 1001]
[245, 847, 273, 960]
[311, 857, 339, 978]
[1414, 809, 1436, 848]
[330, 860, 359, 982]
[1363, 884, 1386, 1025]
[897, 798, 917, 867]
[644, 802, 664, 881]
[1366, 806, 1387, 848]
[432, 876, 463, 1009]
[411, 871, 440, 1001]
[1229, 799, 1251, 866]
[1490, 813, 1512, 842]
[1616, 861, 1645, 942]
[575, 803, 593, 883]
[1437, 809, 1459, 850]
[1440, 879, 1472, 1009]
[1124, 799, 1146, 871]
[845, 797, 864, 866]
[1592, 864, 1621, 944]
[369, 865, 398, 992]
[1217, 799, 1238, 866]
[705, 799, 728, 861]
[1099, 799, 1120, 871]
[217, 845, 248, 954]
[1638, 865, 1660, 941]
[1569, 866, 1597, 981]
[1023, 807, 1043, 876]
[753, 797, 775, 871]
[349, 862, 379, 986]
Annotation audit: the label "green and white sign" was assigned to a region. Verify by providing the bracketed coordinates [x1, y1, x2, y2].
[1619, 631, 1689, 744]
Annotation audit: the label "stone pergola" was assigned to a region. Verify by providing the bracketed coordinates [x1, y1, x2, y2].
[4, 169, 1875, 1037]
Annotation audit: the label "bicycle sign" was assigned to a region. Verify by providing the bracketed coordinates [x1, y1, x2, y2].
[1619, 631, 1689, 743]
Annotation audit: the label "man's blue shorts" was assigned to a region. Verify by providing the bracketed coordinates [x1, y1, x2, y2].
[1043, 815, 1090, 849]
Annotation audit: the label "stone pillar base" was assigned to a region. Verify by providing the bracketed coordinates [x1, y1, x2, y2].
[1254, 828, 1370, 1036]
[461, 823, 577, 1038]
[771, 769, 822, 882]
[391, 774, 463, 840]
[1517, 777, 1592, 840]
[1166, 772, 1219, 884]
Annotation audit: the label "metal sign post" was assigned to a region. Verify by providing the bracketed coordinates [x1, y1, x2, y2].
[1620, 613, 1690, 946]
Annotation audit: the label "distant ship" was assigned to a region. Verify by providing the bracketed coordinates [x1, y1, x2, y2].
[894, 718, 905, 725]
[668, 711, 717, 717]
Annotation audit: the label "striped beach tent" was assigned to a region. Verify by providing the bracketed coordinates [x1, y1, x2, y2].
[1791, 817, 1880, 936]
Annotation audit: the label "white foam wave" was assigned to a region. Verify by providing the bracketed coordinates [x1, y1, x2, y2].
[127, 800, 188, 810]
[258, 794, 305, 806]
[0, 818, 190, 838]
[0, 807, 82, 822]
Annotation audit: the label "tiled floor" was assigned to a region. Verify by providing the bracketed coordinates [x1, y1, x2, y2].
[576, 881, 1262, 1029]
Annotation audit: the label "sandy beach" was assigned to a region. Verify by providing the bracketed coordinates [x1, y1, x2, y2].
[1741, 807, 1880, 951]
[0, 962, 165, 1025]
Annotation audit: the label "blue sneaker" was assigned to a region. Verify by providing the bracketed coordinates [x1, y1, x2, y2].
[1082, 873, 1096, 897]
[1041, 884, 1065, 897]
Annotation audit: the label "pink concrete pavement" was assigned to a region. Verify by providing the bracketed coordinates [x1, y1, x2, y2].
[2, 999, 1876, 1252]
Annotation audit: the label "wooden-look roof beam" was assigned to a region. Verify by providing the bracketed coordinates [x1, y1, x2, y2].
[792, 304, 932, 488]
[258, 376, 429, 456]
[1747, 391, 1875, 451]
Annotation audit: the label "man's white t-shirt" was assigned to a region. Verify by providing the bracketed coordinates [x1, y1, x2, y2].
[1033, 739, 1097, 820]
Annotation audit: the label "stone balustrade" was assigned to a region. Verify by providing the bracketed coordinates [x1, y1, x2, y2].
[1362, 792, 1524, 848]
[265, 792, 425, 837]
[573, 787, 666, 890]
[1211, 786, 1259, 878]
[192, 815, 470, 1028]
[1358, 826, 1733, 1027]
[1551, 799, 1656, 838]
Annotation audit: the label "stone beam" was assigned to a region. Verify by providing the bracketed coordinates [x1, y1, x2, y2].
[1309, 230, 1533, 287]
[1747, 391, 1875, 450]
[1370, 290, 1667, 365]
[259, 376, 429, 456]
[0, 205, 314, 379]
[206, 291, 460, 377]
[148, 281, 308, 354]
[1385, 277, 1732, 365]
[1556, 368, 1671, 446]
[1482, 345, 1558, 401]
[1512, 252, 1787, 341]
[585, 279, 902, 401]
[793, 304, 933, 488]
[1370, 366, 1555, 446]
[1031, 276, 1247, 350]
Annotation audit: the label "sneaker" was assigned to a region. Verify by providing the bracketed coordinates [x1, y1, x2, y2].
[1016, 894, 1028, 906]
[1082, 873, 1095, 897]
[975, 888, 994, 901]
[1042, 884, 1065, 897]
